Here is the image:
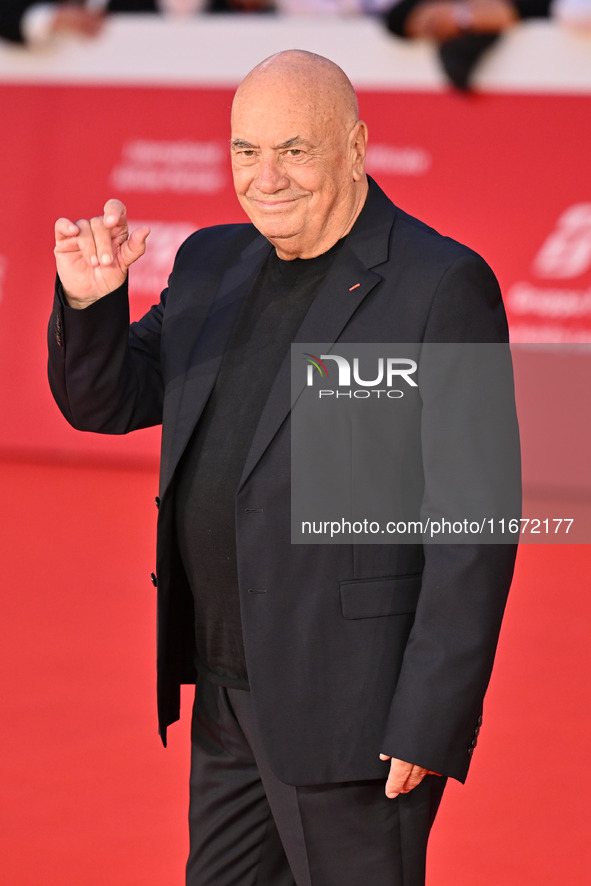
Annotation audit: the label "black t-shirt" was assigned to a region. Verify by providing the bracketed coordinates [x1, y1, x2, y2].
[174, 240, 344, 688]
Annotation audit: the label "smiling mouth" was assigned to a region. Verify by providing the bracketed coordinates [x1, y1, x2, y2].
[252, 198, 298, 209]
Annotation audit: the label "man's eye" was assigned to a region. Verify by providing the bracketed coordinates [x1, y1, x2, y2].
[240, 150, 256, 157]
[287, 149, 302, 157]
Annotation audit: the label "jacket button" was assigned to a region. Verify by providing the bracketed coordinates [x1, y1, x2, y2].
[150, 572, 158, 587]
[477, 714, 483, 727]
[155, 496, 160, 509]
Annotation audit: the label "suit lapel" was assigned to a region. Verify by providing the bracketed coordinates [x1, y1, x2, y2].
[161, 235, 272, 495]
[238, 182, 395, 490]
[163, 178, 396, 497]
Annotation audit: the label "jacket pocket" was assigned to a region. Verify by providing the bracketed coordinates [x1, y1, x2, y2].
[339, 575, 422, 619]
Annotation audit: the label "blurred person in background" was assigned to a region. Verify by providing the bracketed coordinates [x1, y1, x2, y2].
[0, 0, 271, 47]
[0, 0, 105, 44]
[3, 0, 588, 47]
[384, 0, 580, 89]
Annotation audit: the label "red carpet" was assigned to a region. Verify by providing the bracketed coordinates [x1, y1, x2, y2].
[1, 458, 590, 884]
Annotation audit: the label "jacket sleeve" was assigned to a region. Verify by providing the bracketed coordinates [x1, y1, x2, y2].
[381, 252, 521, 783]
[47, 276, 166, 434]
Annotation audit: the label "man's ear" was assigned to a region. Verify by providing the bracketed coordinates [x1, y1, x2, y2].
[350, 120, 368, 181]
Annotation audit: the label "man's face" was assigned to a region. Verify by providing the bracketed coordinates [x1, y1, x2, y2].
[230, 78, 366, 260]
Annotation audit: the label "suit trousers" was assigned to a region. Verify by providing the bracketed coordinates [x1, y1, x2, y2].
[186, 678, 447, 886]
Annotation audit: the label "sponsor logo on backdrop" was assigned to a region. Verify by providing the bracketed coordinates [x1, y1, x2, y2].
[110, 140, 226, 194]
[507, 203, 591, 342]
[532, 204, 591, 279]
[0, 254, 7, 304]
[365, 144, 431, 176]
[128, 221, 196, 298]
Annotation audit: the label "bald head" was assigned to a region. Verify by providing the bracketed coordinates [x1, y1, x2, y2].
[233, 50, 359, 133]
[230, 51, 368, 259]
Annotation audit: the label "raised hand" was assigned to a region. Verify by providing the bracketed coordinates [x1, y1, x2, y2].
[54, 199, 150, 309]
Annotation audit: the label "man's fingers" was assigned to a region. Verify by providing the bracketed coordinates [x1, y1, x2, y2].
[73, 200, 129, 268]
[77, 216, 120, 268]
[89, 215, 118, 267]
[53, 201, 139, 305]
[382, 757, 430, 799]
[54, 201, 129, 262]
[63, 202, 132, 270]
[53, 202, 145, 306]
[72, 217, 101, 267]
[54, 217, 80, 243]
[121, 226, 151, 267]
[385, 759, 413, 798]
[103, 198, 127, 229]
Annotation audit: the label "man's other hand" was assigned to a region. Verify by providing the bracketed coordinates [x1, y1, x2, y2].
[379, 755, 441, 799]
[54, 199, 150, 309]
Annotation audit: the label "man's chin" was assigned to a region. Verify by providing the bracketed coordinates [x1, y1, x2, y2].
[253, 220, 300, 244]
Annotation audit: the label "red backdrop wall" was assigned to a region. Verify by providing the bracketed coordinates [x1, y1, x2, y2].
[1, 53, 590, 490]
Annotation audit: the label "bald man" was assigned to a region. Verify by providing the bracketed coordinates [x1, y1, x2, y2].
[49, 50, 517, 886]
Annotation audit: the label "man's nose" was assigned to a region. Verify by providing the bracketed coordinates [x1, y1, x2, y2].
[253, 156, 290, 193]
